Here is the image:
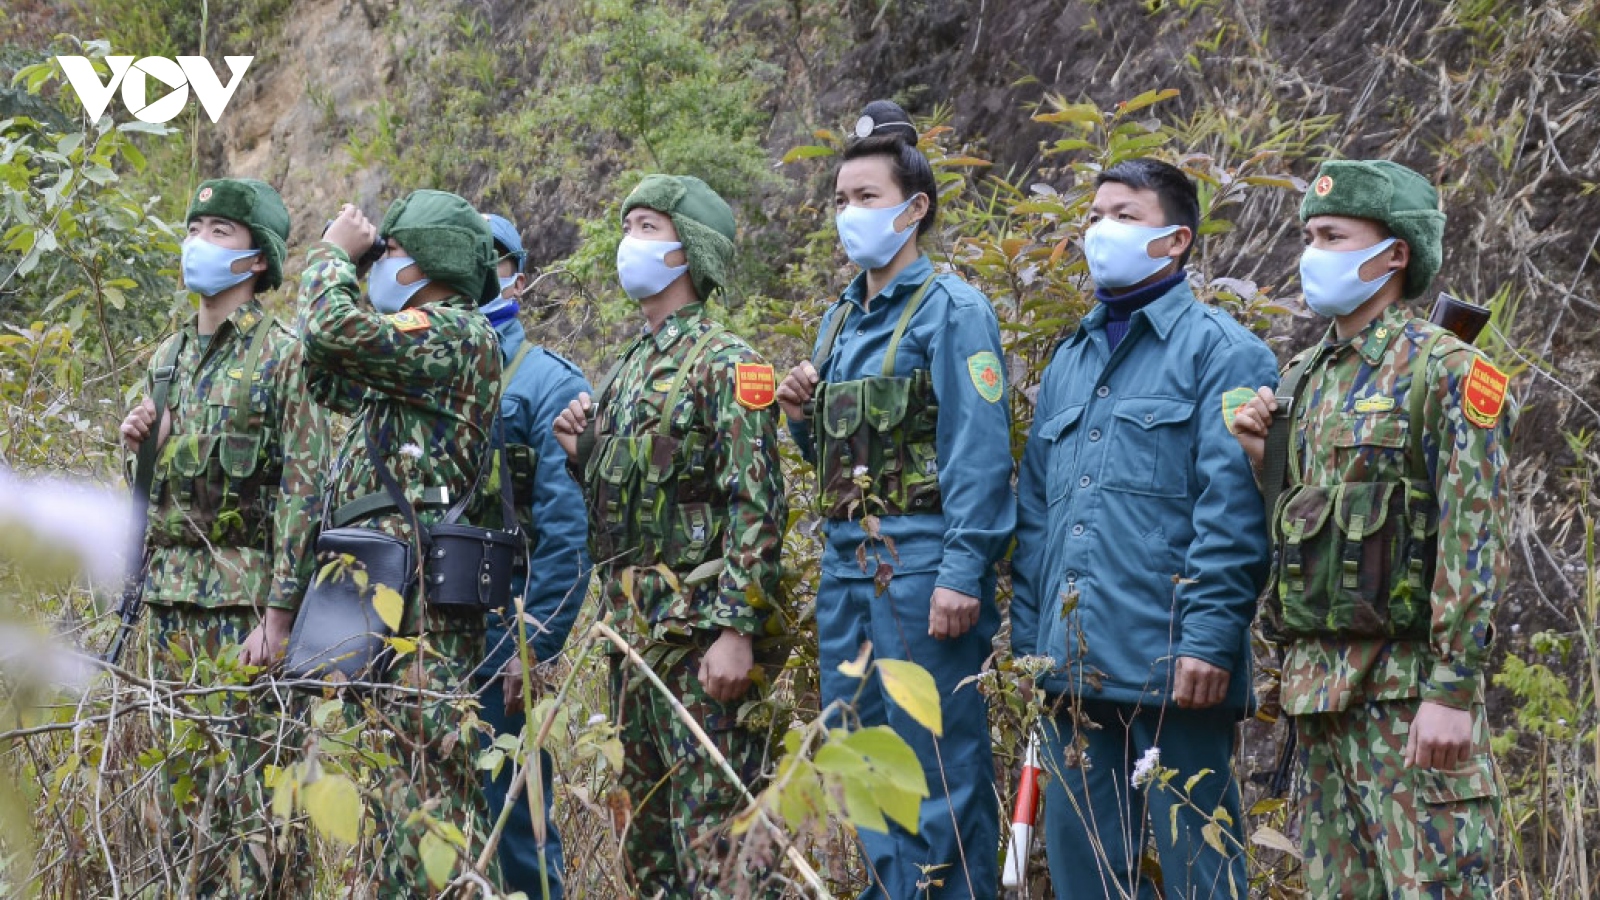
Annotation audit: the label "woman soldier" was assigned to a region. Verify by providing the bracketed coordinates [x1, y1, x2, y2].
[777, 100, 1015, 900]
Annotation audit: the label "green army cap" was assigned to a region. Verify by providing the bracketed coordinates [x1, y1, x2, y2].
[1300, 160, 1446, 299]
[186, 178, 290, 291]
[379, 190, 498, 304]
[622, 174, 736, 301]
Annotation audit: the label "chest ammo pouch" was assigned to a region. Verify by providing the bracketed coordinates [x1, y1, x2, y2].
[150, 318, 282, 548]
[1261, 332, 1444, 641]
[579, 325, 727, 575]
[809, 275, 941, 520]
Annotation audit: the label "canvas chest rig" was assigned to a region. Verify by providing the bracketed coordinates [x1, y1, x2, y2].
[580, 324, 728, 572]
[1263, 329, 1446, 641]
[810, 275, 942, 520]
[149, 316, 284, 549]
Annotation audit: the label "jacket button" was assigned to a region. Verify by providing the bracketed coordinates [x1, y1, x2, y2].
[1096, 386, 1110, 398]
[1088, 429, 1101, 441]
[1079, 475, 1091, 488]
[1144, 413, 1154, 424]
[1072, 524, 1085, 536]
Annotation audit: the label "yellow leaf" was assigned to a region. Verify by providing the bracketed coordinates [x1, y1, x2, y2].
[388, 636, 418, 656]
[419, 829, 457, 888]
[876, 659, 943, 736]
[837, 641, 873, 678]
[303, 774, 361, 845]
[371, 585, 404, 631]
[1251, 825, 1302, 859]
[1201, 821, 1228, 855]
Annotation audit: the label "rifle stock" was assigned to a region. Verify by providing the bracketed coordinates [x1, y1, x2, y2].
[1429, 292, 1491, 345]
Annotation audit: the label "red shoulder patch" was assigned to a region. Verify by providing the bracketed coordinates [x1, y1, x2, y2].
[1462, 357, 1508, 428]
[734, 362, 776, 410]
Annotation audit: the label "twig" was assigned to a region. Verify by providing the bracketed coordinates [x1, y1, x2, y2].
[588, 621, 832, 898]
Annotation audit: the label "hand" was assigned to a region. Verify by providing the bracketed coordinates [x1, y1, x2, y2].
[324, 204, 379, 263]
[928, 587, 980, 640]
[1405, 701, 1473, 770]
[120, 398, 171, 451]
[776, 361, 820, 422]
[240, 608, 296, 669]
[1173, 656, 1230, 709]
[698, 628, 755, 704]
[501, 654, 538, 716]
[552, 392, 592, 465]
[1230, 387, 1277, 471]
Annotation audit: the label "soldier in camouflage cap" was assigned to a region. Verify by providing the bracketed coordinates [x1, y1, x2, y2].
[554, 174, 788, 898]
[301, 192, 504, 893]
[118, 176, 328, 895]
[1232, 159, 1511, 898]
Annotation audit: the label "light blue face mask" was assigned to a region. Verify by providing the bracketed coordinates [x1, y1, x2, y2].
[616, 236, 689, 300]
[836, 195, 921, 270]
[1299, 238, 1398, 317]
[367, 256, 431, 314]
[181, 237, 259, 298]
[497, 275, 519, 298]
[1083, 219, 1180, 289]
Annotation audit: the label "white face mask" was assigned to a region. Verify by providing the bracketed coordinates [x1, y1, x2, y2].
[616, 236, 689, 300]
[1083, 219, 1181, 289]
[836, 196, 920, 270]
[367, 256, 431, 313]
[1299, 238, 1398, 317]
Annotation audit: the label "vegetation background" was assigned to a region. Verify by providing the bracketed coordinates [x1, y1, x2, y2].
[2, 0, 1598, 896]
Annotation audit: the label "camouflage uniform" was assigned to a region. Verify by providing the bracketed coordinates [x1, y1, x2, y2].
[1270, 305, 1511, 898]
[295, 191, 504, 894]
[140, 176, 327, 897]
[579, 300, 788, 898]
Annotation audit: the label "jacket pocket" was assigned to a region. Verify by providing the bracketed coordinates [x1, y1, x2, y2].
[1333, 412, 1409, 480]
[1037, 405, 1084, 505]
[1103, 397, 1193, 498]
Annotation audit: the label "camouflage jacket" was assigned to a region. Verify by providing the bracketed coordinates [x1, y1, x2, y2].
[581, 303, 786, 641]
[141, 298, 328, 611]
[296, 243, 503, 631]
[1275, 304, 1512, 714]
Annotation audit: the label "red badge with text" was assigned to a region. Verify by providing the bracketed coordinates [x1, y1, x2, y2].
[1462, 357, 1508, 428]
[734, 363, 776, 410]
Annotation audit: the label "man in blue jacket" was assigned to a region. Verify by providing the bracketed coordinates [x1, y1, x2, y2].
[477, 213, 593, 898]
[1010, 159, 1277, 900]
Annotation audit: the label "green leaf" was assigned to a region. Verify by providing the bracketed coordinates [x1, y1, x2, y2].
[875, 782, 924, 832]
[303, 774, 361, 845]
[1033, 103, 1102, 125]
[842, 774, 889, 833]
[780, 144, 834, 165]
[876, 659, 943, 735]
[372, 585, 404, 631]
[1116, 88, 1180, 116]
[683, 558, 725, 585]
[843, 726, 928, 796]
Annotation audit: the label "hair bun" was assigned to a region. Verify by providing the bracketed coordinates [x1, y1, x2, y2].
[853, 99, 918, 145]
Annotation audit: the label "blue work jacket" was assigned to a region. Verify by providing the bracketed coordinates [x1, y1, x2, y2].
[476, 318, 593, 677]
[790, 255, 1015, 594]
[1010, 278, 1277, 711]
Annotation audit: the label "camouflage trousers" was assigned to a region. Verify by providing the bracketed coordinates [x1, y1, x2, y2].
[146, 604, 310, 898]
[338, 623, 497, 896]
[609, 637, 782, 899]
[1298, 699, 1498, 899]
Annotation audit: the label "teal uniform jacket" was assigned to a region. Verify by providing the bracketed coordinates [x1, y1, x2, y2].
[1011, 277, 1278, 711]
[477, 318, 593, 677]
[789, 255, 1015, 590]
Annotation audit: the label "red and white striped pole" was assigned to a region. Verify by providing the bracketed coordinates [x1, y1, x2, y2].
[1002, 733, 1043, 890]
